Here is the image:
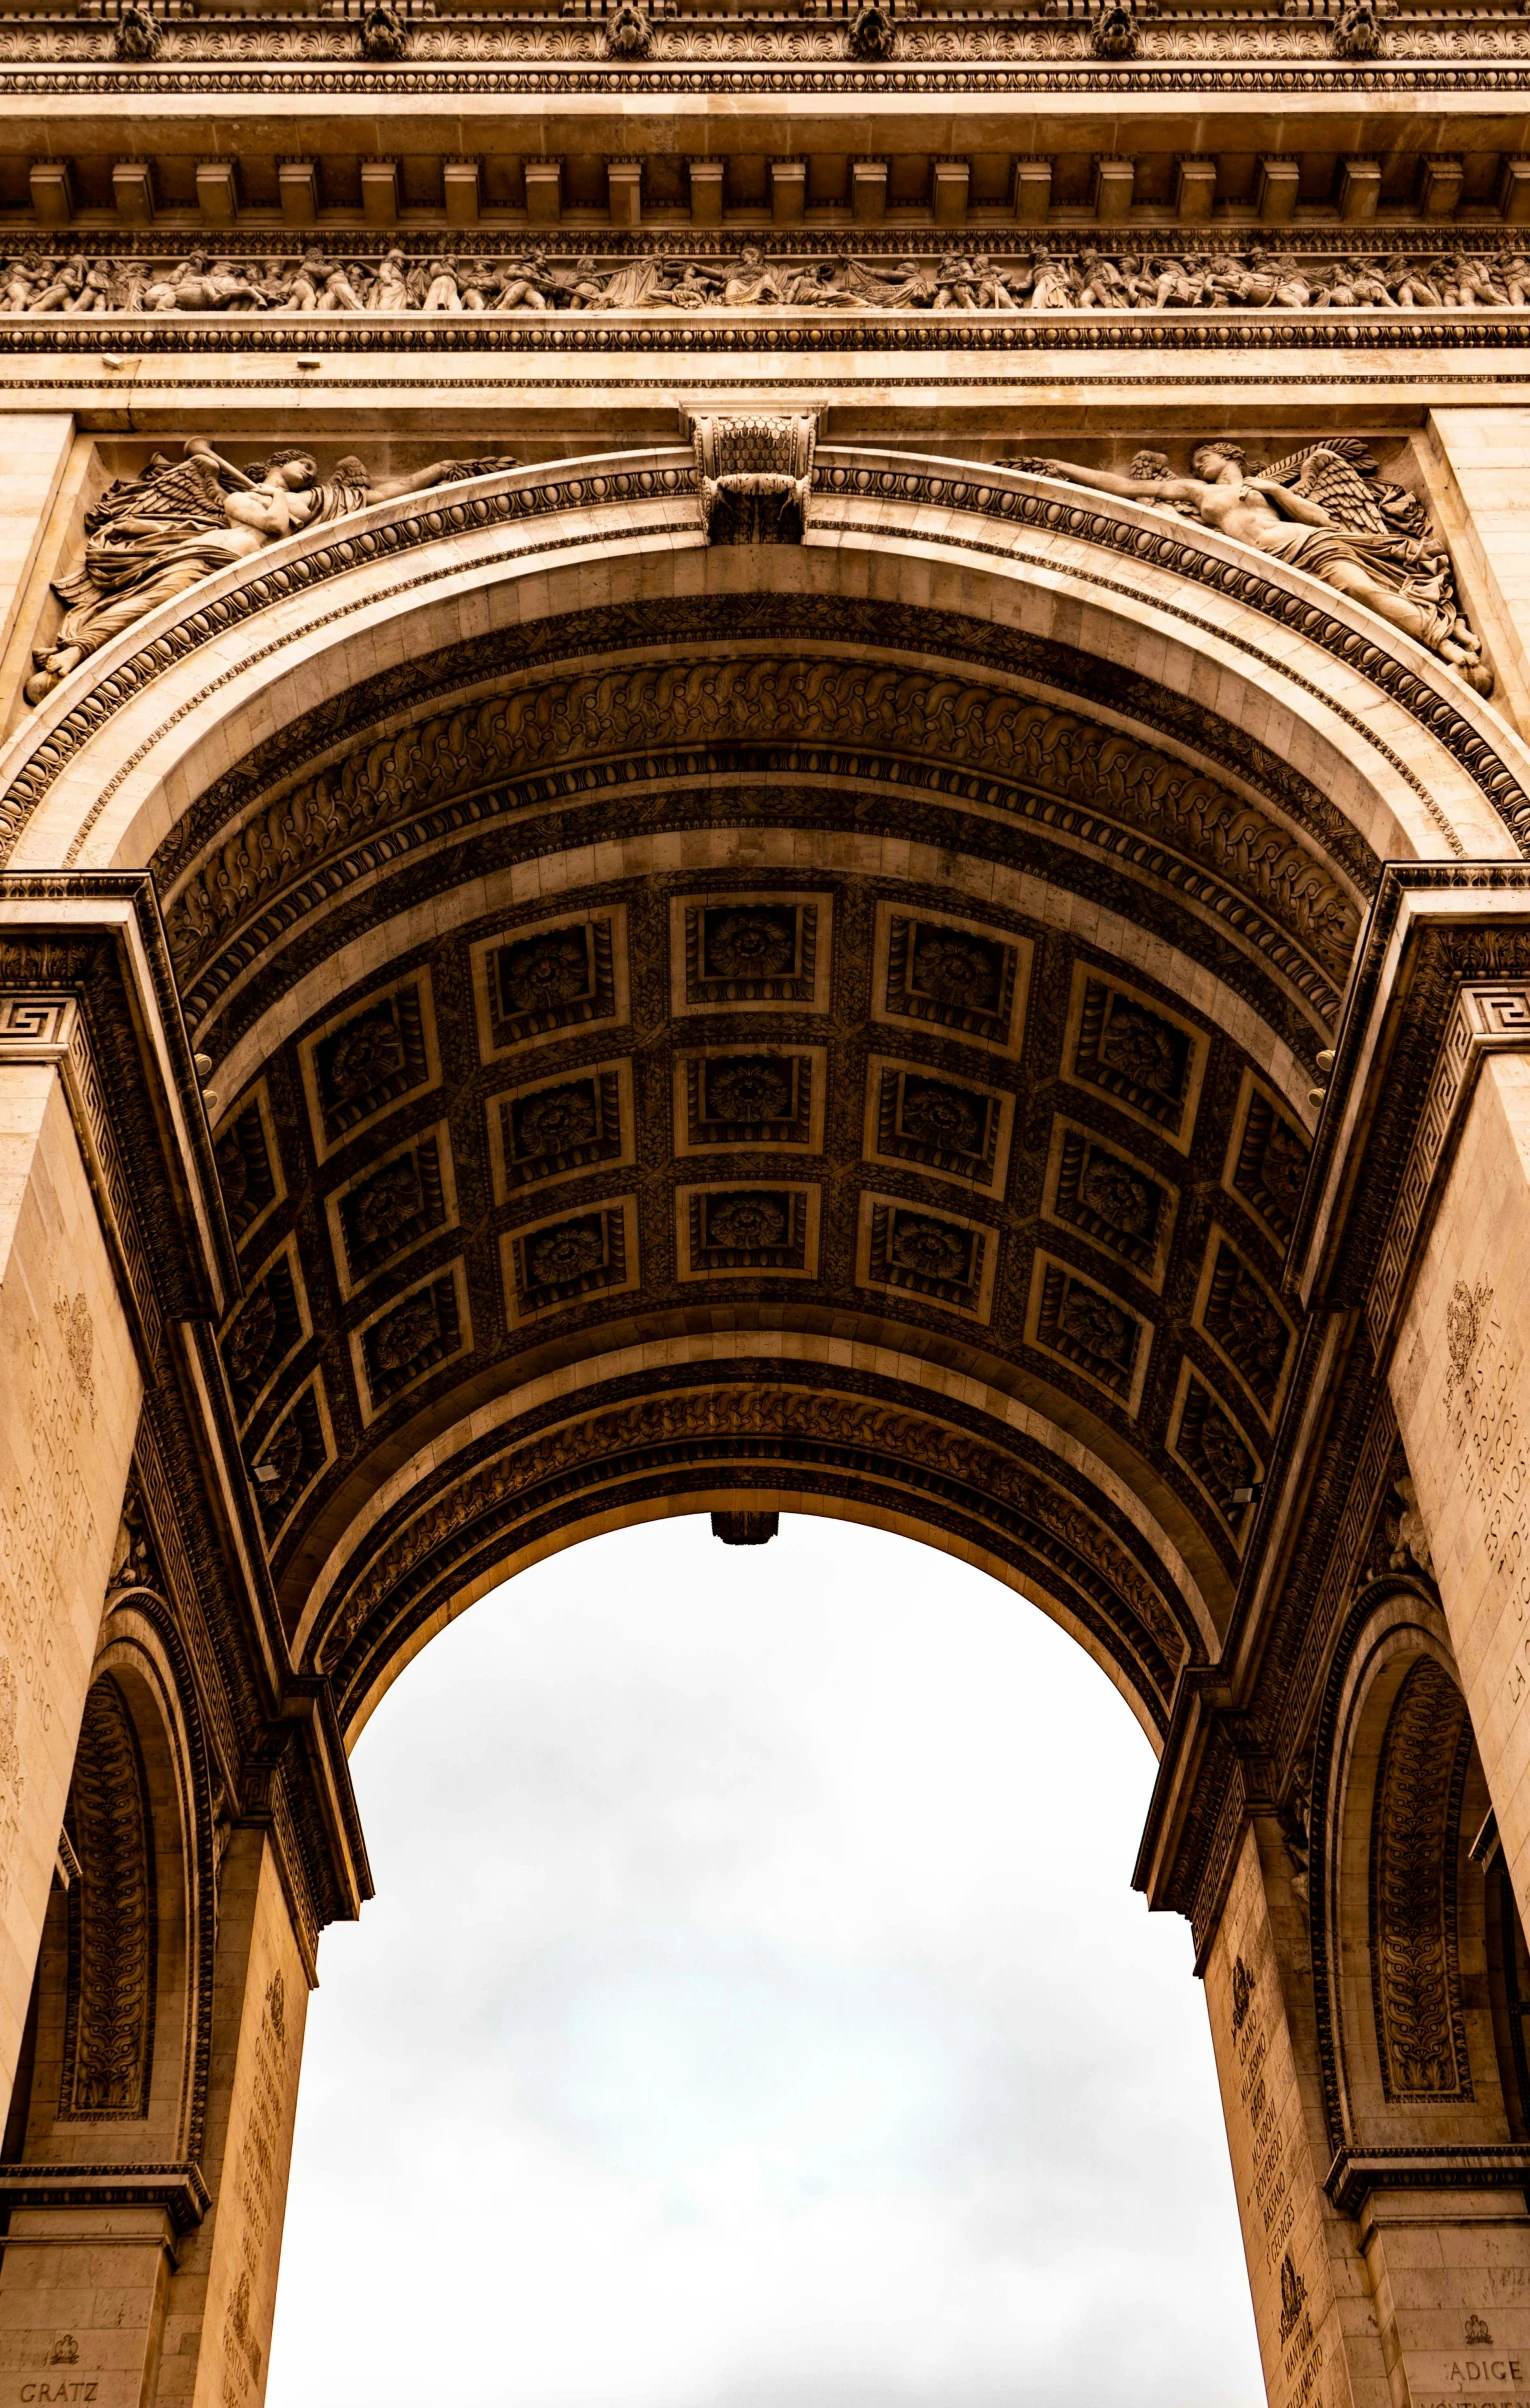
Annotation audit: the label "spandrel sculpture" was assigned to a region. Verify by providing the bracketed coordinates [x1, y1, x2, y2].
[1014, 438, 1491, 690]
[25, 439, 515, 705]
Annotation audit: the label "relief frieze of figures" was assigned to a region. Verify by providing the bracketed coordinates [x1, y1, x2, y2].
[7, 239, 1530, 316]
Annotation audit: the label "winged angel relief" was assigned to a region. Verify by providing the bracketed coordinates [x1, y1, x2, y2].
[1014, 438, 1491, 691]
[25, 438, 512, 703]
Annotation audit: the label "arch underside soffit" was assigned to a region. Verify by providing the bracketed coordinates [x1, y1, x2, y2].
[145, 569, 1384, 1748]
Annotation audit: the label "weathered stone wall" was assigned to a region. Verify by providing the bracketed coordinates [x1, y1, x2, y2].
[1394, 1057, 1530, 1947]
[0, 1053, 140, 2106]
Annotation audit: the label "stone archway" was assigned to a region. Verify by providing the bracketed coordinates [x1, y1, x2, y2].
[8, 438, 1530, 2408]
[4, 458, 1432, 1743]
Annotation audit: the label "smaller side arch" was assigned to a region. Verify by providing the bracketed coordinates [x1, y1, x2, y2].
[6, 1576, 216, 2173]
[1311, 1583, 1525, 2169]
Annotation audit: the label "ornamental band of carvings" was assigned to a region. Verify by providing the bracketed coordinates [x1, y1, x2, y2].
[8, 241, 1530, 322]
[6, 455, 1518, 870]
[323, 1387, 1191, 1688]
[162, 660, 1361, 996]
[59, 1676, 156, 2121]
[15, 15, 1530, 58]
[1371, 1658, 1472, 2100]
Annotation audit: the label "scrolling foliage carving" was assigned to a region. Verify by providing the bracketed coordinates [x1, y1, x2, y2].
[1370, 1657, 1473, 2100]
[59, 1675, 156, 2120]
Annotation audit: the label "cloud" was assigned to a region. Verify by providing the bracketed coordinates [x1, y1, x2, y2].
[497, 1922, 1024, 2199]
[270, 1515, 1262, 2408]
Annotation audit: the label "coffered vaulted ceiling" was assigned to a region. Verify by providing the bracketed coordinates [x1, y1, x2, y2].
[157, 592, 1369, 1735]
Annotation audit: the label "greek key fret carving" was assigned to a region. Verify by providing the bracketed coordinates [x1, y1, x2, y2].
[0, 993, 75, 1048]
[1367, 978, 1530, 1361]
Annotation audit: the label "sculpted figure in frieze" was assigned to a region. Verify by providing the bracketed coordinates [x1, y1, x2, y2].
[1018, 438, 1490, 689]
[25, 438, 515, 703]
[8, 240, 1530, 318]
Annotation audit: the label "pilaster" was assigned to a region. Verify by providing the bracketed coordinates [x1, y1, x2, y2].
[0, 1001, 141, 2111]
[1205, 1823, 1384, 2408]
[0, 878, 367, 2408]
[1425, 412, 1530, 744]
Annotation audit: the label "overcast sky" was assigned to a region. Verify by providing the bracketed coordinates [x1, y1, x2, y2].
[268, 1513, 1261, 2408]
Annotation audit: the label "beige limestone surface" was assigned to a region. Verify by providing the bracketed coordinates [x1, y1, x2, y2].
[1394, 1057, 1530, 1937]
[6, 302, 1530, 2408]
[0, 1058, 140, 2112]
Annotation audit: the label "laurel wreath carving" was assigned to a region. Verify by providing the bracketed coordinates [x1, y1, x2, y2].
[59, 1675, 156, 2120]
[1370, 1656, 1472, 2099]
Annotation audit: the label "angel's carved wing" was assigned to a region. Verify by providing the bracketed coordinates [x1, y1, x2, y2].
[1293, 458, 1391, 538]
[1260, 440, 1395, 538]
[85, 448, 230, 537]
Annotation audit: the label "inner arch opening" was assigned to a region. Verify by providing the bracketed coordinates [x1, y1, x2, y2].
[268, 1513, 1262, 2408]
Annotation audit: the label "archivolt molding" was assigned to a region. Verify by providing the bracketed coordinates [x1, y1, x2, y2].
[1, 454, 700, 865]
[317, 1376, 1197, 1733]
[3, 451, 1526, 879]
[822, 453, 1530, 845]
[161, 655, 1364, 1023]
[817, 467, 1526, 854]
[296, 1331, 1215, 1659]
[153, 595, 1372, 895]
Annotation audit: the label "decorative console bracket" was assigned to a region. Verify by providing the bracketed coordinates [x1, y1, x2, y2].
[688, 411, 818, 545]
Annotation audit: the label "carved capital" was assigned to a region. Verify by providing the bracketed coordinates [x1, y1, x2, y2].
[0, 880, 238, 1347]
[1289, 864, 1530, 1359]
